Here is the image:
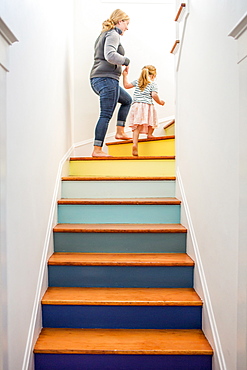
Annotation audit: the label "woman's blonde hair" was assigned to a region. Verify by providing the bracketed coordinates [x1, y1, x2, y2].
[138, 65, 157, 91]
[102, 9, 130, 32]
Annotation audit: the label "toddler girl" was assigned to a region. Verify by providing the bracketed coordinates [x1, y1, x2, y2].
[123, 65, 165, 156]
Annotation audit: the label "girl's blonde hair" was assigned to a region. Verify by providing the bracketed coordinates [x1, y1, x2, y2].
[102, 9, 130, 32]
[138, 65, 157, 91]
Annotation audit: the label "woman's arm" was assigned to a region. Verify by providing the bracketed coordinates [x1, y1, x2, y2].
[104, 31, 129, 66]
[122, 67, 134, 89]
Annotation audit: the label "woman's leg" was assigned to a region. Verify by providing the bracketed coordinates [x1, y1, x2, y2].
[90, 78, 119, 156]
[115, 86, 132, 140]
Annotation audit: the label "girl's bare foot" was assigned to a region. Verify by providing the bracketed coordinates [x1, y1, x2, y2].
[147, 135, 155, 139]
[132, 145, 138, 156]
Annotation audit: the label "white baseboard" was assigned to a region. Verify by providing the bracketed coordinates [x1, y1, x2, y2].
[22, 145, 75, 370]
[177, 167, 226, 370]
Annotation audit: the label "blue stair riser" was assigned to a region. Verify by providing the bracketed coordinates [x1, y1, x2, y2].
[58, 204, 181, 224]
[42, 305, 202, 329]
[54, 232, 187, 253]
[35, 354, 212, 370]
[48, 266, 194, 288]
[61, 180, 176, 199]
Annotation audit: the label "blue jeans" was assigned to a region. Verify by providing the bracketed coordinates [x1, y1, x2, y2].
[90, 77, 132, 147]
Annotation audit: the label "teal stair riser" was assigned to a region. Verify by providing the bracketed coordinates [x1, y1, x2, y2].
[61, 180, 176, 199]
[48, 266, 194, 288]
[42, 305, 202, 329]
[58, 204, 181, 224]
[54, 232, 187, 253]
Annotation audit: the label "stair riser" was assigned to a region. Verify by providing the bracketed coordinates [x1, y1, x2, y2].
[48, 266, 194, 288]
[69, 159, 175, 177]
[57, 204, 181, 224]
[35, 354, 212, 370]
[42, 305, 202, 329]
[107, 139, 175, 157]
[54, 232, 187, 253]
[61, 180, 176, 199]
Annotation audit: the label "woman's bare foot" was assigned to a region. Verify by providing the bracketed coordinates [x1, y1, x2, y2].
[147, 135, 155, 139]
[132, 145, 138, 156]
[92, 148, 110, 157]
[115, 133, 131, 140]
[115, 127, 131, 140]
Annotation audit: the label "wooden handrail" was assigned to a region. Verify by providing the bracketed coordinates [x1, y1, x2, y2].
[170, 40, 180, 54]
[175, 3, 186, 22]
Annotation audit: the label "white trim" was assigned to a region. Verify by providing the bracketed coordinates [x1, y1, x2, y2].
[22, 145, 75, 370]
[177, 167, 227, 370]
[228, 12, 247, 40]
[0, 18, 18, 45]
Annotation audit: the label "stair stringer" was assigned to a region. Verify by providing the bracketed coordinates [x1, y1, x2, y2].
[176, 167, 226, 370]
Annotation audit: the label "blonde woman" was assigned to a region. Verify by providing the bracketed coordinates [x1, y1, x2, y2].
[90, 9, 132, 157]
[123, 65, 165, 156]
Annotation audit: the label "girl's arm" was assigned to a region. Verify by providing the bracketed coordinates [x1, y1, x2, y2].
[152, 91, 165, 106]
[122, 66, 134, 89]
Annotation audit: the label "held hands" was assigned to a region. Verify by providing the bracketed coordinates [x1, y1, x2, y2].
[122, 66, 129, 75]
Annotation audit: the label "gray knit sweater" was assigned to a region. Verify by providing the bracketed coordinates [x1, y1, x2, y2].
[90, 27, 130, 81]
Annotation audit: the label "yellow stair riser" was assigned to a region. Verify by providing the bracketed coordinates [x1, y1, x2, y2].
[69, 159, 175, 177]
[164, 125, 175, 136]
[108, 139, 175, 157]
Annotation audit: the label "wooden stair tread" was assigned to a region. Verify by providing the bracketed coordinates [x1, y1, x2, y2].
[62, 176, 176, 181]
[42, 287, 202, 306]
[106, 135, 175, 146]
[69, 156, 175, 161]
[34, 328, 213, 355]
[57, 197, 181, 205]
[48, 253, 194, 266]
[53, 223, 187, 233]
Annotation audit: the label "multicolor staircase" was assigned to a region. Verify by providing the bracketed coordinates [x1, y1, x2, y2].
[34, 133, 213, 369]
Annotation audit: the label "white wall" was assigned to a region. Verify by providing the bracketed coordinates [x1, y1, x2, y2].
[0, 1, 74, 369]
[73, 0, 176, 154]
[175, 0, 247, 369]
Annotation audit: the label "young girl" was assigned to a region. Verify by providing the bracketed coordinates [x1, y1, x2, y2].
[123, 65, 165, 156]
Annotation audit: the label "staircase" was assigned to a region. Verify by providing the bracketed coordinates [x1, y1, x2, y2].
[34, 130, 213, 369]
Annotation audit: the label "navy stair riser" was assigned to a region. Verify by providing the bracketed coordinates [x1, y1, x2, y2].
[48, 266, 194, 288]
[35, 354, 212, 370]
[42, 305, 202, 329]
[58, 204, 181, 224]
[54, 233, 187, 253]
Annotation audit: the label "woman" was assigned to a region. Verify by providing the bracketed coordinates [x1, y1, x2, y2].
[90, 9, 132, 157]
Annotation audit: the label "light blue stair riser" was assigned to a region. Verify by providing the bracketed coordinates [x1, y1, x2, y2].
[61, 180, 176, 199]
[58, 204, 181, 224]
[48, 266, 194, 288]
[54, 232, 187, 253]
[42, 305, 202, 329]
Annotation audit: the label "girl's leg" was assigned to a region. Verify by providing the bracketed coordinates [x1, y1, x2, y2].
[90, 78, 119, 156]
[132, 126, 141, 156]
[147, 126, 155, 139]
[116, 86, 132, 140]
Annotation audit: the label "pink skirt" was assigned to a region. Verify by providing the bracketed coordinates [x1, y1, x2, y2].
[128, 103, 158, 134]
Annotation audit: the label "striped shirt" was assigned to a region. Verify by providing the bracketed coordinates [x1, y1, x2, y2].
[131, 80, 158, 105]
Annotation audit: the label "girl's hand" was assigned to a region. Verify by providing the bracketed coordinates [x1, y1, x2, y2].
[160, 100, 165, 106]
